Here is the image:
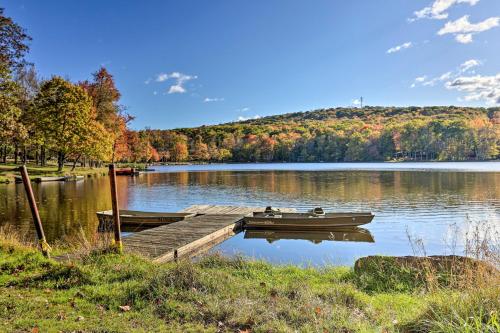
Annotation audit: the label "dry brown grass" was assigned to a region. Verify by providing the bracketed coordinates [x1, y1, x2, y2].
[404, 221, 500, 292]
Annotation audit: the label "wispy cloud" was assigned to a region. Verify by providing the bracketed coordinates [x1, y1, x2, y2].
[148, 71, 198, 94]
[411, 0, 479, 21]
[460, 59, 481, 73]
[438, 15, 500, 43]
[411, 76, 428, 88]
[203, 97, 225, 103]
[352, 99, 361, 106]
[446, 74, 500, 104]
[236, 107, 250, 112]
[411, 59, 498, 104]
[387, 42, 413, 54]
[237, 115, 261, 121]
[156, 73, 169, 82]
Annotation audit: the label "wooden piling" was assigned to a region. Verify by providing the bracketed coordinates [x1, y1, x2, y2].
[108, 164, 123, 253]
[18, 165, 51, 258]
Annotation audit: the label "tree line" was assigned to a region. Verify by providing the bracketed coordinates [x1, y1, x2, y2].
[0, 8, 155, 171]
[143, 106, 499, 163]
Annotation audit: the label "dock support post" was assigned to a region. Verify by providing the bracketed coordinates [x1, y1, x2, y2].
[108, 164, 123, 253]
[19, 165, 51, 258]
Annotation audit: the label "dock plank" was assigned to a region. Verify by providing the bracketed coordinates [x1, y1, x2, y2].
[122, 205, 296, 263]
[123, 214, 244, 262]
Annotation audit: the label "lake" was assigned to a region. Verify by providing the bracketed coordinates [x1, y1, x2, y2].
[1, 162, 499, 266]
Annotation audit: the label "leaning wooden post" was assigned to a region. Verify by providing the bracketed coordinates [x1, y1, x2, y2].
[108, 164, 123, 253]
[19, 166, 51, 258]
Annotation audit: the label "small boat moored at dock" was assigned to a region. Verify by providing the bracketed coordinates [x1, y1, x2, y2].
[97, 210, 196, 232]
[115, 168, 140, 176]
[244, 207, 374, 230]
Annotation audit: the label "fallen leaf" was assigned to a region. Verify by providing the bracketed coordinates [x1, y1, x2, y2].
[31, 327, 39, 333]
[119, 305, 131, 312]
[76, 315, 84, 322]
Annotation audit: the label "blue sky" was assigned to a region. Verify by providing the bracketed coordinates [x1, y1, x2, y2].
[4, 0, 500, 129]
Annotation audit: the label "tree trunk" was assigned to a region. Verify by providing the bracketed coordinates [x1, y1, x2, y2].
[41, 146, 46, 166]
[71, 154, 82, 171]
[14, 144, 18, 164]
[57, 151, 65, 172]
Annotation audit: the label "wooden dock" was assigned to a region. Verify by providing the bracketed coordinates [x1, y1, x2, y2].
[123, 205, 295, 263]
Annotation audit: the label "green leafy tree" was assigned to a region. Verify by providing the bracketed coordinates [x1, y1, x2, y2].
[32, 77, 96, 171]
[0, 64, 25, 161]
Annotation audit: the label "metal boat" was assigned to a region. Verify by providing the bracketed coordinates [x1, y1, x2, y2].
[96, 210, 196, 232]
[243, 207, 374, 230]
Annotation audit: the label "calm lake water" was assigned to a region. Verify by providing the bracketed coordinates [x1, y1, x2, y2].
[1, 162, 499, 266]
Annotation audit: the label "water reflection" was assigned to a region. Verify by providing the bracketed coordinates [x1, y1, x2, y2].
[1, 164, 499, 265]
[244, 227, 374, 244]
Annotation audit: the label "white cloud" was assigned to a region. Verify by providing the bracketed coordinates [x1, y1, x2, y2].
[238, 115, 261, 121]
[203, 97, 225, 103]
[410, 59, 497, 104]
[236, 107, 250, 112]
[460, 59, 481, 72]
[387, 42, 413, 54]
[156, 73, 169, 82]
[456, 33, 473, 43]
[438, 15, 500, 43]
[168, 85, 186, 94]
[412, 0, 479, 21]
[151, 71, 198, 94]
[153, 91, 158, 95]
[412, 71, 453, 87]
[352, 99, 361, 105]
[445, 74, 500, 104]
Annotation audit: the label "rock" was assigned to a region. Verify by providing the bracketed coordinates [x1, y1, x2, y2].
[354, 255, 498, 276]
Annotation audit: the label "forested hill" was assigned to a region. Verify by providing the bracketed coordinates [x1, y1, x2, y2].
[231, 106, 499, 125]
[143, 106, 500, 163]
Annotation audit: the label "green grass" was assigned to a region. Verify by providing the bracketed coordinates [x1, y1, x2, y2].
[0, 163, 139, 183]
[1, 239, 498, 333]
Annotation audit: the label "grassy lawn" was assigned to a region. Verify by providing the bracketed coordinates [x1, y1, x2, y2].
[0, 163, 149, 184]
[0, 237, 498, 333]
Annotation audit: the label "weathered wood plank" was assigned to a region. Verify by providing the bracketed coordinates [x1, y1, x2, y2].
[123, 205, 296, 263]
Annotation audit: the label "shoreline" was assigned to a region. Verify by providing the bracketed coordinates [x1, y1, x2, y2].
[2, 160, 499, 184]
[1, 237, 498, 332]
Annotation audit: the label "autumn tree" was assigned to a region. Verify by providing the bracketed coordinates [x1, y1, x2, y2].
[0, 8, 31, 71]
[0, 7, 31, 163]
[32, 76, 108, 171]
[80, 67, 131, 162]
[0, 64, 25, 162]
[190, 136, 210, 161]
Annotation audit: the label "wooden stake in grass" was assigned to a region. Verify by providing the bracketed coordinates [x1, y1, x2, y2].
[108, 164, 123, 253]
[19, 165, 51, 258]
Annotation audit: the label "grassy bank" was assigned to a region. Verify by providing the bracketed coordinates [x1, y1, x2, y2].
[1, 236, 498, 332]
[0, 163, 149, 184]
